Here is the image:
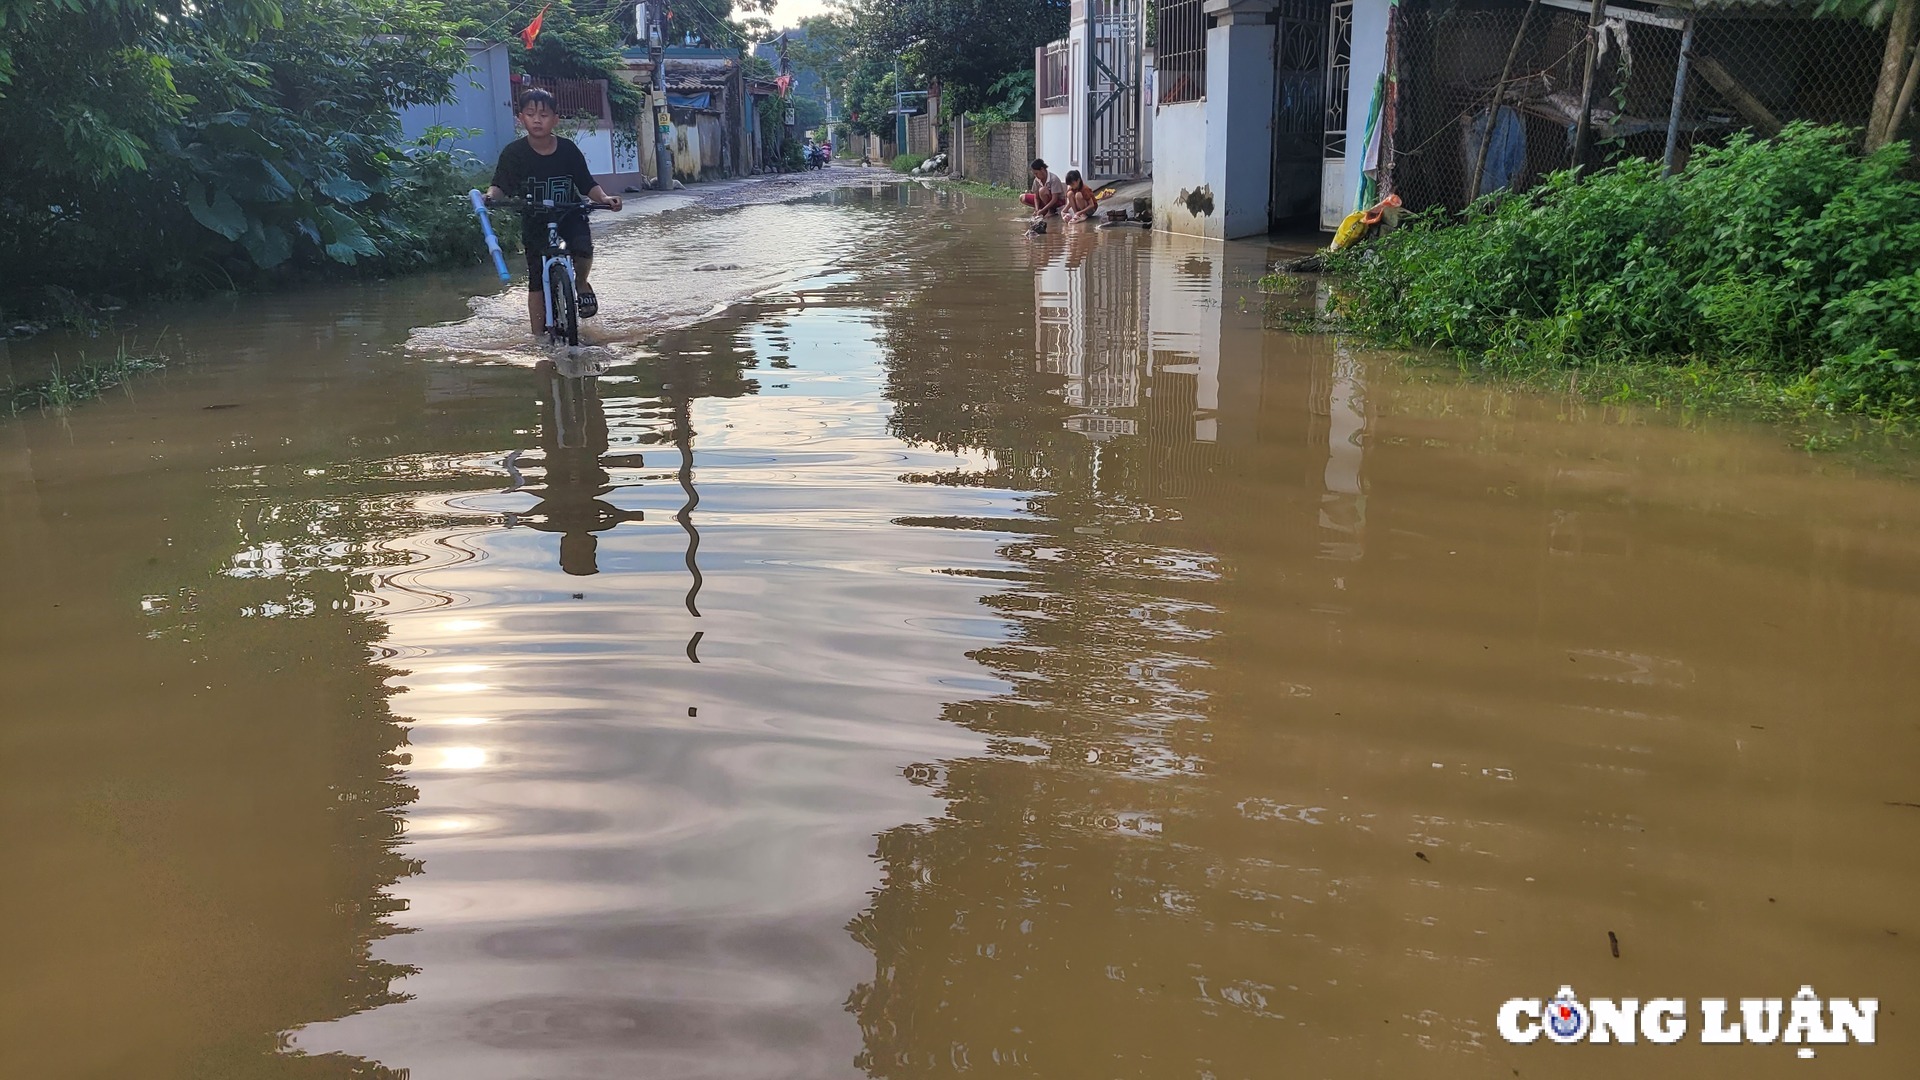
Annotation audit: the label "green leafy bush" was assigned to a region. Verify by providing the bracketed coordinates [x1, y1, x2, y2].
[891, 153, 928, 173]
[0, 0, 475, 303]
[1326, 124, 1920, 414]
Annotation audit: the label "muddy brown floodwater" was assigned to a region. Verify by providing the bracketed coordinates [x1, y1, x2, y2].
[3, 182, 1918, 1080]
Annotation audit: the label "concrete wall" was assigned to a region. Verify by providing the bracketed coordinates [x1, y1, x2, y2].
[1152, 99, 1209, 236]
[1203, 13, 1276, 239]
[953, 118, 1037, 189]
[397, 41, 514, 163]
[906, 115, 936, 156]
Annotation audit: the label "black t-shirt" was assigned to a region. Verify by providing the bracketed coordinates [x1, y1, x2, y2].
[491, 136, 598, 241]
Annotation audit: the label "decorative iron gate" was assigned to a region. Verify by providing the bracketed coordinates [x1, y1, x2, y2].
[1086, 0, 1143, 181]
[1322, 0, 1354, 229]
[1271, 0, 1330, 228]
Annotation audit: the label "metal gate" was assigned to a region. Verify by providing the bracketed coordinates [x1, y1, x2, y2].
[1322, 0, 1354, 229]
[1271, 0, 1329, 228]
[1086, 0, 1143, 181]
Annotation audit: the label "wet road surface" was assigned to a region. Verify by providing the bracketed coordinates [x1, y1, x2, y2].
[3, 181, 1919, 1079]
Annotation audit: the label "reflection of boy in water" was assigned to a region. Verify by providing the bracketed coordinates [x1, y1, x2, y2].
[525, 361, 643, 576]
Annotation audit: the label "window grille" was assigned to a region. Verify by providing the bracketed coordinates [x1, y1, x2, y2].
[1158, 0, 1207, 104]
[1042, 39, 1071, 110]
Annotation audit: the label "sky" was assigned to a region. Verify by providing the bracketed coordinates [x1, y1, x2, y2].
[769, 0, 834, 26]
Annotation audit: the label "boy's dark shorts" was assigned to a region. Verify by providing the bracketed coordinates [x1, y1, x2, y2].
[523, 216, 594, 294]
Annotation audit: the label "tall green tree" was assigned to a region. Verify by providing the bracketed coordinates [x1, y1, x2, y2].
[841, 0, 1067, 115]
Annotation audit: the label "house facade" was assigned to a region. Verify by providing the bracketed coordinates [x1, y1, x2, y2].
[1146, 0, 1391, 239]
[1040, 0, 1893, 241]
[1036, 0, 1388, 239]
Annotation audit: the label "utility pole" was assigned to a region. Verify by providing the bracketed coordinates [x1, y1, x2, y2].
[650, 1, 672, 192]
[778, 31, 794, 161]
[894, 56, 905, 157]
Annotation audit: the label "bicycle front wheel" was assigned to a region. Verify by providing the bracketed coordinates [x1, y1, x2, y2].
[547, 263, 580, 347]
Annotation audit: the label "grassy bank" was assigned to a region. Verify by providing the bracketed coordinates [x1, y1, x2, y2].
[940, 177, 1023, 199]
[1280, 124, 1920, 423]
[6, 344, 167, 418]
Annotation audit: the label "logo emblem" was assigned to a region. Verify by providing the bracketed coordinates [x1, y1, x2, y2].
[1545, 986, 1590, 1043]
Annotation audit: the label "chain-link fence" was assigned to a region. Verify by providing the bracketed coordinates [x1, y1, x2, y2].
[1392, 0, 1896, 215]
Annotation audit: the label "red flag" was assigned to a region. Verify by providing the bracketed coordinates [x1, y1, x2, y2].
[775, 73, 793, 96]
[520, 4, 550, 49]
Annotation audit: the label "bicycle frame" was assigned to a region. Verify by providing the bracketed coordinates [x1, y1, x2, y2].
[538, 219, 578, 344]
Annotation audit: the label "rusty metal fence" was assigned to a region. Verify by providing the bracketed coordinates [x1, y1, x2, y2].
[509, 75, 613, 121]
[1391, 0, 1895, 215]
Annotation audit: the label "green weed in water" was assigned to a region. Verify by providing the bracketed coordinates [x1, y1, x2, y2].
[6, 344, 167, 417]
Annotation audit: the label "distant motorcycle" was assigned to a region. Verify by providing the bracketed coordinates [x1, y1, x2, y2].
[805, 144, 828, 170]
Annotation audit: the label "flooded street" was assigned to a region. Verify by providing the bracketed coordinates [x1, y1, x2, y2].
[4, 181, 1918, 1079]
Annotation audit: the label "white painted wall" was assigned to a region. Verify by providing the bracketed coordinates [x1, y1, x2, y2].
[1140, 49, 1156, 173]
[1152, 100, 1209, 236]
[1343, 0, 1392, 217]
[397, 41, 515, 163]
[1068, 25, 1088, 176]
[570, 127, 617, 175]
[1037, 110, 1073, 175]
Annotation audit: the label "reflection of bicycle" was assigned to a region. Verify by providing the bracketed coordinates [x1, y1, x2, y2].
[503, 362, 644, 575]
[498, 360, 708, 662]
[487, 193, 612, 347]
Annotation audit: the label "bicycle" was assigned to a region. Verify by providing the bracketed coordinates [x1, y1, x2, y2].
[476, 188, 614, 347]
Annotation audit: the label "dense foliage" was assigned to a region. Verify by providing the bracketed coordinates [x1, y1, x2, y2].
[1325, 125, 1920, 414]
[0, 0, 483, 306]
[0, 0, 769, 314]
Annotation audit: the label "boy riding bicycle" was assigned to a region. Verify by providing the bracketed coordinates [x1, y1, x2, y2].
[484, 88, 623, 334]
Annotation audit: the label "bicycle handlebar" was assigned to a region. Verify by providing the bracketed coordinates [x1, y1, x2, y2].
[485, 196, 616, 213]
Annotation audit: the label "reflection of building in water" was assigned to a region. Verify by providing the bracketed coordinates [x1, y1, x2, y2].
[1032, 231, 1277, 463]
[1311, 347, 1369, 562]
[859, 229, 1408, 1076]
[1036, 232, 1147, 433]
